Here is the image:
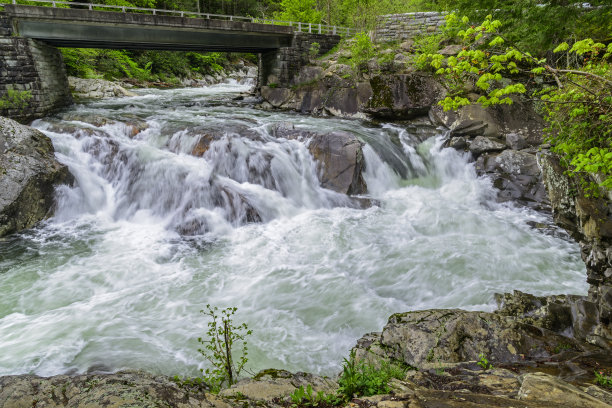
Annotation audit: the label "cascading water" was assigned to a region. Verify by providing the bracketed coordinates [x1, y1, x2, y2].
[0, 81, 587, 378]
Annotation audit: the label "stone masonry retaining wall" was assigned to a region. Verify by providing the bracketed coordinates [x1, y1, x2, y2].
[0, 14, 72, 123]
[260, 32, 340, 88]
[374, 12, 445, 43]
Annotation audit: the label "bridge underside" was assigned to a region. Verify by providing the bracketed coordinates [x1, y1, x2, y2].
[15, 20, 290, 52]
[6, 5, 293, 52]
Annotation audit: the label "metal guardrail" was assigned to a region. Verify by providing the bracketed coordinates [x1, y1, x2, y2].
[1, 0, 357, 36]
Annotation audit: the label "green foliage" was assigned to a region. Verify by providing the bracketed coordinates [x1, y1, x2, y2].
[309, 42, 321, 59]
[349, 32, 375, 71]
[418, 14, 610, 193]
[289, 385, 343, 407]
[275, 0, 322, 23]
[61, 48, 228, 83]
[198, 305, 252, 393]
[0, 89, 32, 111]
[595, 370, 612, 389]
[337, 351, 407, 400]
[435, 0, 610, 55]
[476, 353, 492, 370]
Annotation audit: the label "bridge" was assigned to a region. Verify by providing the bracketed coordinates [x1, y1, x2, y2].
[0, 1, 348, 121]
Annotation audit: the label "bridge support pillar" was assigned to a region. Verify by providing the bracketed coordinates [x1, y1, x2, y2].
[258, 32, 341, 89]
[0, 17, 72, 122]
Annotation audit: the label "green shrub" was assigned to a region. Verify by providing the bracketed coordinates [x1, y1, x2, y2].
[595, 370, 612, 389]
[349, 32, 375, 71]
[337, 351, 407, 399]
[0, 89, 32, 110]
[197, 305, 251, 393]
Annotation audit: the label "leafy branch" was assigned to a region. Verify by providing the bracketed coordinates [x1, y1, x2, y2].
[198, 305, 252, 392]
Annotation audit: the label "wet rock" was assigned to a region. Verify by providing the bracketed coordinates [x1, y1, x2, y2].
[308, 131, 367, 195]
[494, 290, 603, 343]
[469, 136, 506, 157]
[431, 101, 544, 145]
[364, 73, 445, 120]
[518, 372, 610, 407]
[353, 309, 587, 369]
[475, 150, 549, 210]
[446, 136, 467, 150]
[260, 87, 294, 108]
[0, 117, 73, 237]
[540, 151, 612, 347]
[68, 76, 136, 99]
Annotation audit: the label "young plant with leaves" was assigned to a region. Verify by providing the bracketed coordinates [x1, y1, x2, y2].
[198, 305, 252, 392]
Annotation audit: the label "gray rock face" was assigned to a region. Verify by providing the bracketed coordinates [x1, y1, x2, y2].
[308, 131, 367, 195]
[365, 73, 445, 120]
[469, 136, 506, 157]
[353, 309, 589, 369]
[540, 152, 612, 348]
[475, 150, 549, 210]
[518, 372, 610, 408]
[0, 117, 73, 237]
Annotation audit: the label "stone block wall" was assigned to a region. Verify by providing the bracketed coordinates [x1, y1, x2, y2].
[259, 32, 340, 88]
[0, 18, 72, 123]
[374, 12, 445, 43]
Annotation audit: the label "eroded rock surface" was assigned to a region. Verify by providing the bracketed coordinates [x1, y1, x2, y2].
[0, 116, 73, 237]
[308, 131, 367, 195]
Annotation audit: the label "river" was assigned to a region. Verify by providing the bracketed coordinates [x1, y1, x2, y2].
[0, 81, 587, 378]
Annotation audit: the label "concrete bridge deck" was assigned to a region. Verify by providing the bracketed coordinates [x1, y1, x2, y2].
[4, 4, 294, 52]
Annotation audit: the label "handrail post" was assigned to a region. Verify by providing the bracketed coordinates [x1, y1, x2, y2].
[333, 26, 336, 35]
[318, 23, 321, 34]
[152, 9, 156, 14]
[121, 6, 125, 12]
[88, 4, 92, 10]
[180, 11, 184, 17]
[229, 16, 232, 21]
[298, 21, 301, 32]
[308, 22, 311, 33]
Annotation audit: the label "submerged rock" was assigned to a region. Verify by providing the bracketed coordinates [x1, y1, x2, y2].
[0, 117, 73, 237]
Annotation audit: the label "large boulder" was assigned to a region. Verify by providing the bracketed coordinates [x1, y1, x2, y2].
[0, 117, 73, 237]
[540, 152, 612, 348]
[352, 309, 589, 369]
[308, 131, 367, 195]
[475, 149, 549, 210]
[365, 73, 445, 120]
[431, 100, 544, 146]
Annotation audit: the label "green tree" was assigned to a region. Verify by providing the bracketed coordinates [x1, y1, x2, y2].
[419, 14, 612, 193]
[435, 0, 611, 54]
[276, 0, 322, 23]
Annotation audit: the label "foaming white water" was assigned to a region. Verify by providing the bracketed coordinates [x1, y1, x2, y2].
[0, 84, 586, 377]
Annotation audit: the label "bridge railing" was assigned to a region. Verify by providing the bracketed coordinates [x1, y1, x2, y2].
[0, 0, 357, 36]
